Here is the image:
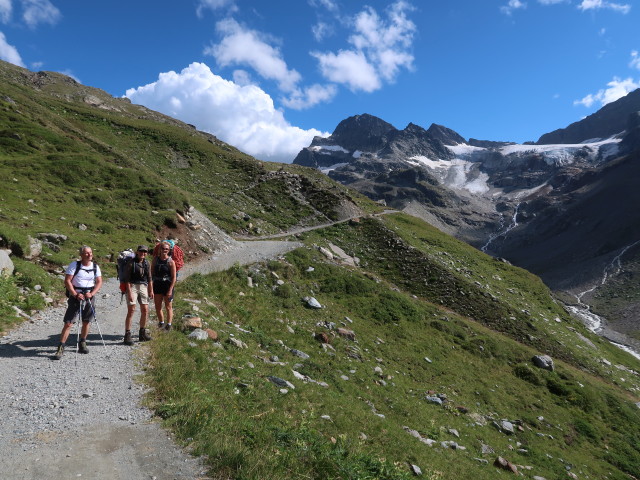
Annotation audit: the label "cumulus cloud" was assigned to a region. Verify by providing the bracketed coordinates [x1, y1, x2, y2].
[0, 0, 12, 23]
[0, 31, 25, 66]
[205, 18, 302, 93]
[630, 50, 640, 70]
[501, 0, 527, 15]
[196, 0, 237, 17]
[22, 0, 61, 28]
[573, 77, 640, 108]
[577, 0, 631, 14]
[311, 21, 333, 42]
[313, 1, 415, 92]
[125, 62, 328, 163]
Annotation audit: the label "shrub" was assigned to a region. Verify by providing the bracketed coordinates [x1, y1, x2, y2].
[513, 364, 544, 386]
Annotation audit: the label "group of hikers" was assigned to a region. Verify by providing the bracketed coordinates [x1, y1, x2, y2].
[53, 240, 182, 360]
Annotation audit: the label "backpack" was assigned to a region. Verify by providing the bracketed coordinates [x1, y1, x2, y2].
[65, 260, 98, 297]
[116, 249, 135, 295]
[152, 242, 184, 271]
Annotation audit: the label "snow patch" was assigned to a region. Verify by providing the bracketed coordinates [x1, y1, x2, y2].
[311, 145, 349, 155]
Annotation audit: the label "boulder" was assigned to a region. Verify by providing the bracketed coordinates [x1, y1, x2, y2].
[532, 354, 554, 371]
[0, 249, 14, 276]
[182, 316, 202, 329]
[205, 329, 218, 341]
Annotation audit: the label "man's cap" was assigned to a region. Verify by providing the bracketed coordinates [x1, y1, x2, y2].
[137, 245, 149, 252]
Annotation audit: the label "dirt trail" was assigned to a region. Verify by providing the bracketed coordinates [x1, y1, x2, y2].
[0, 239, 302, 480]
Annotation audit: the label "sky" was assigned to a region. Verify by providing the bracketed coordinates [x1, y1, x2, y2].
[0, 0, 638, 163]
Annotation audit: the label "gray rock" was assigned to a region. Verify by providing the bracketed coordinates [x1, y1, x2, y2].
[0, 249, 14, 276]
[425, 396, 443, 405]
[24, 236, 42, 259]
[267, 376, 295, 389]
[304, 297, 322, 309]
[532, 354, 554, 371]
[290, 348, 310, 360]
[500, 420, 515, 434]
[410, 464, 422, 476]
[187, 329, 209, 341]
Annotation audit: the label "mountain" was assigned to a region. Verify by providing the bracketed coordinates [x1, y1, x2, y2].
[2, 59, 640, 479]
[292, 90, 640, 348]
[537, 88, 640, 144]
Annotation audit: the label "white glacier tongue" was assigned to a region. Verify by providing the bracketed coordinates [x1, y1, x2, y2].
[498, 137, 621, 166]
[407, 156, 490, 194]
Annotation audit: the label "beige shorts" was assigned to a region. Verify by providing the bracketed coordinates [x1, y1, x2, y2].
[127, 283, 149, 306]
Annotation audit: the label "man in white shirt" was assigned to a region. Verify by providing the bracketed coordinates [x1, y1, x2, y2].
[53, 245, 103, 360]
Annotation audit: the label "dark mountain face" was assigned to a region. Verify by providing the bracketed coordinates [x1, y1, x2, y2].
[292, 92, 640, 343]
[537, 88, 640, 144]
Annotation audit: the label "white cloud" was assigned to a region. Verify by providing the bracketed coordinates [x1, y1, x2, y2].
[205, 18, 302, 93]
[282, 83, 337, 109]
[574, 77, 640, 108]
[196, 0, 237, 17]
[21, 0, 61, 28]
[501, 0, 527, 15]
[312, 1, 415, 92]
[578, 0, 631, 14]
[312, 49, 381, 92]
[312, 21, 333, 42]
[309, 0, 339, 13]
[630, 50, 640, 70]
[125, 62, 328, 163]
[0, 31, 25, 66]
[0, 0, 12, 23]
[538, 0, 565, 4]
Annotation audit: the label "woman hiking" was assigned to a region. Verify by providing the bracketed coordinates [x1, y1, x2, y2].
[152, 241, 177, 330]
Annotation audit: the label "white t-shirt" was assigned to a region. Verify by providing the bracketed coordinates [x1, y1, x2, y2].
[65, 261, 102, 288]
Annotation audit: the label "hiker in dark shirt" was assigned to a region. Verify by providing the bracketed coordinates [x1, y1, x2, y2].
[152, 241, 177, 330]
[123, 245, 153, 345]
[53, 246, 103, 360]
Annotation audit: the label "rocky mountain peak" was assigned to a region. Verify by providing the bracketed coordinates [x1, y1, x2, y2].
[330, 113, 397, 152]
[425, 123, 466, 146]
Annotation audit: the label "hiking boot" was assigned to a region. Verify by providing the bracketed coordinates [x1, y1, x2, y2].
[123, 330, 133, 345]
[53, 344, 64, 360]
[158, 321, 165, 329]
[165, 323, 172, 331]
[78, 340, 89, 354]
[139, 328, 151, 342]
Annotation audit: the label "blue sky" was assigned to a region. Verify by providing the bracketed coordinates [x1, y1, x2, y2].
[0, 0, 638, 163]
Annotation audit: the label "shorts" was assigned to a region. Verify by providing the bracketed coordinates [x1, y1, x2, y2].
[63, 296, 96, 323]
[127, 283, 150, 306]
[153, 280, 174, 301]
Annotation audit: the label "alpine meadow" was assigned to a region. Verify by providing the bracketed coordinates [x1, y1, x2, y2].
[2, 59, 640, 480]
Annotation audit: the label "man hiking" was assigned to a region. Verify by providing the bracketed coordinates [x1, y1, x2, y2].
[53, 245, 103, 360]
[123, 245, 153, 345]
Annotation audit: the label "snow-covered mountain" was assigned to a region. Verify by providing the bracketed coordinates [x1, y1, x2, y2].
[292, 90, 640, 338]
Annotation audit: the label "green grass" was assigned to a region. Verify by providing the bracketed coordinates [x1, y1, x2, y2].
[145, 221, 640, 480]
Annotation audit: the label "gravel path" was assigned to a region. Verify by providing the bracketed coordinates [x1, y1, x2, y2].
[0, 239, 302, 480]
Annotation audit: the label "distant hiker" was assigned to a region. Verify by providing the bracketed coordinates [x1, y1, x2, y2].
[53, 245, 103, 360]
[152, 241, 177, 330]
[123, 245, 153, 345]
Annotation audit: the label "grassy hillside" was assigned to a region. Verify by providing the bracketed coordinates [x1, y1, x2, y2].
[0, 60, 378, 329]
[2, 60, 640, 479]
[149, 215, 640, 480]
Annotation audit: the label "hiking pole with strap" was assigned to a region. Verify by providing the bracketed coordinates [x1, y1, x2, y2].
[87, 299, 108, 355]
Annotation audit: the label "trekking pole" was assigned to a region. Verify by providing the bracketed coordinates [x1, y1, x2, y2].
[75, 300, 84, 366]
[87, 299, 108, 355]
